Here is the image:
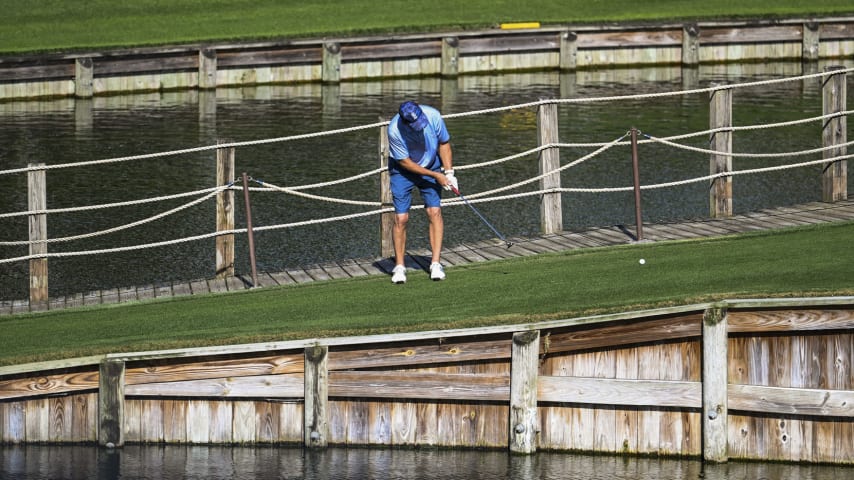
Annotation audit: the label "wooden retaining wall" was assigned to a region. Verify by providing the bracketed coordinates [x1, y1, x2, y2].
[1, 298, 852, 464]
[1, 18, 854, 101]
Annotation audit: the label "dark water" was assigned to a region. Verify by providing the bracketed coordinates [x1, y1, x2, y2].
[1, 445, 853, 480]
[0, 62, 852, 300]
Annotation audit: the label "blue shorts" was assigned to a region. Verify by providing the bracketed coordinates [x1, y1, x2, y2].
[390, 172, 442, 213]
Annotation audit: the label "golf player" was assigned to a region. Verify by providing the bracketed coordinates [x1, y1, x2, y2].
[387, 100, 458, 284]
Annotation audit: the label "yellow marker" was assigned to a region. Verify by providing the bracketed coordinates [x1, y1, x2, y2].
[500, 22, 541, 30]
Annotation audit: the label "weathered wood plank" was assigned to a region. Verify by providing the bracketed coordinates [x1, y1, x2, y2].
[218, 47, 321, 67]
[72, 393, 97, 442]
[545, 314, 702, 354]
[93, 55, 196, 76]
[329, 371, 509, 401]
[124, 373, 304, 397]
[186, 400, 210, 443]
[140, 399, 164, 443]
[701, 26, 803, 44]
[162, 399, 187, 443]
[729, 309, 854, 332]
[461, 34, 560, 55]
[320, 263, 350, 280]
[577, 29, 683, 49]
[124, 398, 142, 443]
[537, 375, 700, 407]
[286, 268, 314, 283]
[728, 384, 854, 417]
[125, 354, 303, 385]
[343, 41, 440, 61]
[329, 338, 510, 370]
[0, 369, 99, 400]
[0, 63, 73, 81]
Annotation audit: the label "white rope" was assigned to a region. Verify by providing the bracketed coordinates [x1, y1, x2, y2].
[252, 178, 381, 207]
[284, 167, 384, 190]
[462, 133, 630, 200]
[4, 150, 852, 260]
[0, 185, 232, 219]
[554, 152, 854, 193]
[2, 68, 851, 178]
[0, 206, 398, 263]
[442, 67, 854, 119]
[0, 188, 222, 246]
[645, 135, 854, 159]
[0, 229, 244, 264]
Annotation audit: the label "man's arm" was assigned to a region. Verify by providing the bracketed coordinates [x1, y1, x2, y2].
[396, 156, 450, 187]
[438, 141, 453, 172]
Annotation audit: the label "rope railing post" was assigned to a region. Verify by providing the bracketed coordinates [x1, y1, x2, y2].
[378, 117, 394, 258]
[822, 66, 847, 203]
[709, 86, 733, 218]
[537, 100, 563, 234]
[681, 23, 700, 67]
[322, 42, 341, 84]
[241, 172, 259, 288]
[28, 163, 48, 309]
[198, 48, 217, 90]
[630, 128, 644, 241]
[215, 141, 235, 278]
[441, 37, 459, 77]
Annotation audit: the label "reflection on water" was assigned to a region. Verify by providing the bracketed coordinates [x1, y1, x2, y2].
[1, 445, 852, 480]
[0, 62, 852, 300]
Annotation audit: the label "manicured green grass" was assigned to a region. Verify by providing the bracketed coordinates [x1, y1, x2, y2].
[2, 221, 852, 367]
[1, 1, 853, 53]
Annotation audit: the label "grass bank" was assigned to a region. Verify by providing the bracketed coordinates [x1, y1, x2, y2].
[2, 221, 853, 367]
[2, 1, 853, 54]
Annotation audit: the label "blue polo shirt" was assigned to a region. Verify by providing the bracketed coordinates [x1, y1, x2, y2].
[387, 105, 450, 175]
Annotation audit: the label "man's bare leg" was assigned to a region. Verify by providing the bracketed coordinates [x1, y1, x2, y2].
[426, 207, 443, 264]
[393, 212, 409, 266]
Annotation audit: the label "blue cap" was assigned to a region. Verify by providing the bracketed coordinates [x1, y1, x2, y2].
[399, 101, 429, 131]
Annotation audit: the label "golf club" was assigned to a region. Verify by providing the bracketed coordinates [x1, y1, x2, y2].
[450, 185, 513, 248]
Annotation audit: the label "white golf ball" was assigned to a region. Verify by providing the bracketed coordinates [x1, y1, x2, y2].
[639, 258, 646, 265]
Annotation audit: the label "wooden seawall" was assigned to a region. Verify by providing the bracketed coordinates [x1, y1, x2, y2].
[1, 18, 853, 100]
[1, 297, 852, 464]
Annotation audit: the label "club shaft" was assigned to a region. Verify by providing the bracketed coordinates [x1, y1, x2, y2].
[451, 187, 509, 244]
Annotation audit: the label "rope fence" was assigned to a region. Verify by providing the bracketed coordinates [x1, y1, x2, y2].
[1, 67, 850, 305]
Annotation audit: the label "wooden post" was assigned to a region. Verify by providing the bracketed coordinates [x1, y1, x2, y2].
[215, 142, 235, 278]
[682, 24, 700, 67]
[709, 87, 733, 218]
[702, 307, 728, 463]
[379, 119, 394, 258]
[304, 345, 329, 448]
[509, 330, 540, 454]
[28, 163, 48, 308]
[198, 48, 217, 90]
[802, 22, 820, 62]
[559, 31, 577, 71]
[441, 37, 459, 77]
[74, 57, 94, 98]
[99, 359, 125, 447]
[537, 101, 562, 233]
[822, 66, 847, 203]
[322, 42, 341, 83]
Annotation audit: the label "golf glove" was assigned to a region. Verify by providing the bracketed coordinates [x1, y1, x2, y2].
[443, 170, 458, 191]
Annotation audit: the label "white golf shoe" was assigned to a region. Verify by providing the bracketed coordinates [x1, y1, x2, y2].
[391, 265, 407, 284]
[430, 262, 446, 281]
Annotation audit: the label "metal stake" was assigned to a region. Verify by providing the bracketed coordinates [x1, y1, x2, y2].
[242, 172, 259, 288]
[631, 127, 644, 241]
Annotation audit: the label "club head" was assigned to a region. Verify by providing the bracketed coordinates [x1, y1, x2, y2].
[505, 242, 514, 248]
